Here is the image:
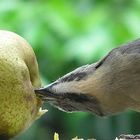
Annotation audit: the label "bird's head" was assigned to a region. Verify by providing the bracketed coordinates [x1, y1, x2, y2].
[35, 64, 105, 116]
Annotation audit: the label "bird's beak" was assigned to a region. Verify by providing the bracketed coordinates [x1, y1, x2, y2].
[35, 86, 56, 100]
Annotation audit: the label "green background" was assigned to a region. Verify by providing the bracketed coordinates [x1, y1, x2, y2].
[1, 0, 140, 140]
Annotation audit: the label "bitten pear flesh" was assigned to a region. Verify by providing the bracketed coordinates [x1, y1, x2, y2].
[0, 30, 46, 138]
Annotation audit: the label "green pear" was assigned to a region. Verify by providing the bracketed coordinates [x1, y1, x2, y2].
[0, 30, 47, 139]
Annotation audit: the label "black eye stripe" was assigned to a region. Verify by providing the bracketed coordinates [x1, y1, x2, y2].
[65, 93, 89, 102]
[58, 92, 104, 116]
[62, 92, 99, 104]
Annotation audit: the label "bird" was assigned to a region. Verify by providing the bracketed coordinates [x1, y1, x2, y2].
[0, 30, 47, 140]
[35, 39, 140, 117]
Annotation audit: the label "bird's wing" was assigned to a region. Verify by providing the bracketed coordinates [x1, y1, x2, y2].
[94, 47, 117, 69]
[94, 39, 140, 69]
[118, 38, 140, 54]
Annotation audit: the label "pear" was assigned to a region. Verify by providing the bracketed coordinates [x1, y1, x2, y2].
[0, 30, 47, 139]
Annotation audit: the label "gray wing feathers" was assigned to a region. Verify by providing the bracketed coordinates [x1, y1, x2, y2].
[95, 39, 140, 69]
[118, 38, 140, 54]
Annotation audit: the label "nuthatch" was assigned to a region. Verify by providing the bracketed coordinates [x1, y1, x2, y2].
[35, 39, 140, 117]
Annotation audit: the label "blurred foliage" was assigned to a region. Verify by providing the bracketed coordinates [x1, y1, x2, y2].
[1, 0, 140, 140]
